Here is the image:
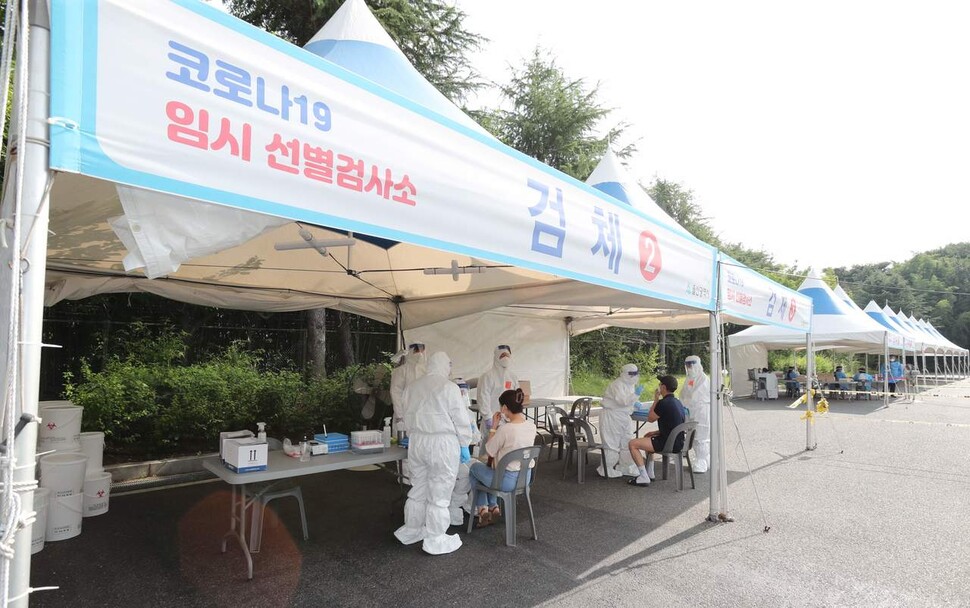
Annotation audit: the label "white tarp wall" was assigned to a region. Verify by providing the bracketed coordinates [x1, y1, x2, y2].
[405, 312, 569, 399]
[728, 344, 769, 397]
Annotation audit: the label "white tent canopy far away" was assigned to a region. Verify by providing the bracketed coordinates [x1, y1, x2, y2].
[728, 272, 901, 395]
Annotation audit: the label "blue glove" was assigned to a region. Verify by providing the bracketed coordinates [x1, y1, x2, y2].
[459, 446, 471, 464]
[634, 385, 644, 396]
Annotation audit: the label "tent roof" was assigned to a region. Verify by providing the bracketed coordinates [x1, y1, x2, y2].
[44, 0, 721, 332]
[303, 0, 490, 138]
[862, 301, 909, 349]
[585, 149, 680, 229]
[729, 273, 889, 352]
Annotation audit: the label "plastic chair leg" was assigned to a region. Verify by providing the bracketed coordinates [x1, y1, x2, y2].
[686, 452, 695, 489]
[661, 454, 670, 480]
[295, 490, 309, 541]
[466, 487, 478, 534]
[249, 501, 264, 553]
[577, 449, 585, 484]
[503, 493, 517, 547]
[525, 487, 538, 541]
[675, 454, 684, 491]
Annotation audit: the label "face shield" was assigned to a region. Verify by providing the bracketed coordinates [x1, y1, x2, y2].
[495, 345, 512, 368]
[407, 343, 426, 367]
[685, 356, 703, 379]
[620, 364, 638, 384]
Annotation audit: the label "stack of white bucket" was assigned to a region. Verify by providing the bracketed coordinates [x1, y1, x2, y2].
[33, 401, 110, 554]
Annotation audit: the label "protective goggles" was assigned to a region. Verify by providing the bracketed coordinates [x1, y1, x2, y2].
[685, 360, 697, 366]
[626, 371, 639, 376]
[497, 345, 511, 353]
[408, 343, 425, 352]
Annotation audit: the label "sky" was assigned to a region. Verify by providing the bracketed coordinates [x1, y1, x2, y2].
[453, 0, 970, 271]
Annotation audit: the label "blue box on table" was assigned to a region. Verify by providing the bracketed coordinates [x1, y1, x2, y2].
[314, 432, 350, 453]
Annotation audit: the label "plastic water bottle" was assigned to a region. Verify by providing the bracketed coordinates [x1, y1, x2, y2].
[300, 435, 310, 462]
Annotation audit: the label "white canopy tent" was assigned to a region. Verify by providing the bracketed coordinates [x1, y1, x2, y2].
[729, 273, 904, 404]
[0, 0, 811, 604]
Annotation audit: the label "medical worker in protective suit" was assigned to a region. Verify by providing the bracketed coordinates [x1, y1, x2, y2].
[598, 363, 643, 478]
[680, 355, 711, 473]
[476, 345, 519, 440]
[394, 352, 473, 555]
[390, 343, 427, 436]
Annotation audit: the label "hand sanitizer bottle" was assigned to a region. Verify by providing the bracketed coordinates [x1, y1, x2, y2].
[300, 435, 310, 462]
[382, 417, 392, 448]
[256, 422, 267, 442]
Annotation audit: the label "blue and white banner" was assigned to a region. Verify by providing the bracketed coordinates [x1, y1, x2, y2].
[719, 255, 812, 331]
[49, 0, 718, 310]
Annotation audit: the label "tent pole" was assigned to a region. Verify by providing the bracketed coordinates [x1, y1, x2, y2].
[3, 2, 51, 605]
[565, 318, 573, 395]
[708, 309, 726, 521]
[805, 332, 816, 450]
[883, 334, 889, 408]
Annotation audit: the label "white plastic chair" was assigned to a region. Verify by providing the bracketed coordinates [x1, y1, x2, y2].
[248, 438, 309, 553]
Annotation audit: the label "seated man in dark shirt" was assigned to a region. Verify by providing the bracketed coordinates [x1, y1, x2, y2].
[627, 375, 687, 487]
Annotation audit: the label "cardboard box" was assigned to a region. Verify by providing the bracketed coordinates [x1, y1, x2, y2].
[224, 438, 267, 473]
[519, 380, 531, 404]
[220, 430, 254, 461]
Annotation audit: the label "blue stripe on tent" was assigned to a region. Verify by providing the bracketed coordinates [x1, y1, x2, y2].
[591, 181, 632, 205]
[798, 287, 846, 315]
[867, 312, 900, 332]
[304, 39, 478, 130]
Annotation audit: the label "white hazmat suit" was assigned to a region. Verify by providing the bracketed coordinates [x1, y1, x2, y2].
[390, 345, 427, 435]
[476, 345, 518, 437]
[680, 355, 711, 473]
[394, 352, 473, 555]
[598, 364, 641, 478]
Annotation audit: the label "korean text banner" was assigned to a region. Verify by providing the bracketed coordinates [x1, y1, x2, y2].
[720, 256, 812, 331]
[49, 0, 717, 310]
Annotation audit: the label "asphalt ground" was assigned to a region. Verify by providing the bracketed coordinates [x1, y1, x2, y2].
[29, 382, 970, 608]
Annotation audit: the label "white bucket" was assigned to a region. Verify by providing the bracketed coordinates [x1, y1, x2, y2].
[37, 404, 83, 452]
[39, 452, 88, 497]
[78, 431, 105, 474]
[46, 493, 83, 542]
[83, 472, 112, 517]
[31, 488, 50, 554]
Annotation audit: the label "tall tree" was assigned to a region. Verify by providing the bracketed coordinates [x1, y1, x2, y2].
[479, 47, 632, 180]
[647, 179, 718, 245]
[226, 0, 483, 103]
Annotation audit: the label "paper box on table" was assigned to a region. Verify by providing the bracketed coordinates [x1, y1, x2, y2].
[224, 438, 267, 473]
[518, 380, 531, 404]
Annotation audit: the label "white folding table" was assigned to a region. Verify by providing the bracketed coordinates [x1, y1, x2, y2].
[203, 447, 408, 579]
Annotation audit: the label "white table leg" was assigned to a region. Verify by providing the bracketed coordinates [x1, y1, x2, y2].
[220, 483, 254, 579]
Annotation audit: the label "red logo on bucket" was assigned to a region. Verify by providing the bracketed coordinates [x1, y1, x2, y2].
[97, 489, 105, 498]
[46, 422, 56, 430]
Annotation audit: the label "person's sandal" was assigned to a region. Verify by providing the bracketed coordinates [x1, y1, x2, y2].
[489, 506, 501, 522]
[475, 509, 492, 528]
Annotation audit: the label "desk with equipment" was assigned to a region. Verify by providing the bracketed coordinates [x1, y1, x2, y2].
[204, 446, 407, 579]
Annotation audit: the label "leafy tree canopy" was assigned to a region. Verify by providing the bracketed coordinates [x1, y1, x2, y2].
[478, 47, 632, 180]
[834, 243, 970, 346]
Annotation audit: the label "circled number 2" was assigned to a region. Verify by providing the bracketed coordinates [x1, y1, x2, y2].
[638, 230, 662, 281]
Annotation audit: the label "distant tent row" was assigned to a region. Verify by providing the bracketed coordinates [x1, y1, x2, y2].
[729, 273, 968, 397]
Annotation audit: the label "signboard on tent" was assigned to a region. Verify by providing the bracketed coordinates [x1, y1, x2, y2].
[719, 255, 812, 332]
[48, 0, 717, 310]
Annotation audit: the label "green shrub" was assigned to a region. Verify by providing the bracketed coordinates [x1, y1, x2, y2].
[63, 334, 396, 459]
